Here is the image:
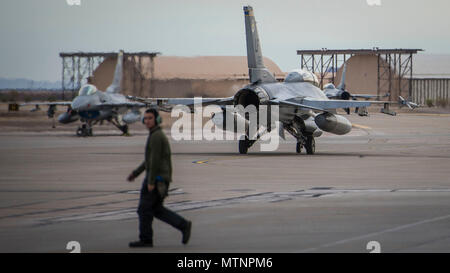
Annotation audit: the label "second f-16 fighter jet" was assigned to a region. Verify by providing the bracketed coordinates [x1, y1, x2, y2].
[128, 6, 411, 154]
[323, 62, 389, 102]
[24, 51, 146, 136]
[323, 62, 417, 115]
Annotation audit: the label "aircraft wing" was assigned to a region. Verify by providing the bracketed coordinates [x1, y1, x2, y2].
[350, 92, 390, 100]
[271, 98, 372, 112]
[274, 97, 418, 116]
[337, 97, 419, 115]
[354, 97, 420, 109]
[97, 101, 147, 109]
[270, 99, 325, 112]
[20, 101, 72, 106]
[295, 98, 371, 110]
[128, 95, 374, 113]
[351, 94, 381, 100]
[325, 93, 378, 100]
[126, 95, 234, 112]
[359, 100, 396, 104]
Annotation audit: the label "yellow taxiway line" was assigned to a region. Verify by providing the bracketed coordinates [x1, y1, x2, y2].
[352, 123, 372, 130]
[192, 160, 209, 164]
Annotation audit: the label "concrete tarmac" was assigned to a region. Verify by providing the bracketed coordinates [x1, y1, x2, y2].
[0, 112, 449, 252]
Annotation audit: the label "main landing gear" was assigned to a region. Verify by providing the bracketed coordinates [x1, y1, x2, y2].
[75, 120, 129, 137]
[75, 116, 130, 137]
[109, 117, 130, 136]
[239, 136, 249, 154]
[296, 135, 315, 155]
[239, 136, 258, 154]
[238, 128, 265, 155]
[237, 123, 316, 155]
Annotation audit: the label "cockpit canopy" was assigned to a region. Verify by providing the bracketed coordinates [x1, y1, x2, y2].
[323, 83, 336, 90]
[284, 69, 319, 87]
[78, 84, 98, 96]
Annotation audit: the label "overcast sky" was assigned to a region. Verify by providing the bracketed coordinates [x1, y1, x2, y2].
[1, 0, 450, 81]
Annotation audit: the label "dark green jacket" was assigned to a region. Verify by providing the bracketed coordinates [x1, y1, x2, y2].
[132, 125, 172, 186]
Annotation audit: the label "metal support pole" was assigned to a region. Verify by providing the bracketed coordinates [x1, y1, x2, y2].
[150, 55, 155, 97]
[388, 54, 392, 101]
[71, 56, 75, 98]
[398, 54, 402, 98]
[409, 53, 413, 98]
[62, 57, 65, 101]
[377, 54, 381, 97]
[320, 54, 324, 89]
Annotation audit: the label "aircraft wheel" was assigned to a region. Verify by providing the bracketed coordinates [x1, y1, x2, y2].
[296, 142, 302, 154]
[76, 127, 83, 137]
[305, 136, 315, 155]
[76, 125, 91, 137]
[239, 136, 249, 154]
[121, 124, 129, 134]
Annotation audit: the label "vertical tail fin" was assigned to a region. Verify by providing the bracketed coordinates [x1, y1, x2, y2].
[243, 6, 276, 84]
[337, 62, 347, 90]
[106, 50, 124, 93]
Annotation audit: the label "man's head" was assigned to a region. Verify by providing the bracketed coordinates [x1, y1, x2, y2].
[143, 108, 161, 130]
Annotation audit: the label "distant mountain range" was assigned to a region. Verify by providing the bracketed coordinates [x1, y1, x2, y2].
[0, 78, 62, 90]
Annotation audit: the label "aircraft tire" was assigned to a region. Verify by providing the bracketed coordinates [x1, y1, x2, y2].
[239, 137, 249, 154]
[76, 127, 83, 137]
[121, 124, 129, 134]
[305, 136, 315, 155]
[296, 142, 302, 154]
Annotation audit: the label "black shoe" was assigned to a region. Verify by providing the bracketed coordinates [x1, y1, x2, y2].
[182, 221, 192, 245]
[129, 240, 153, 248]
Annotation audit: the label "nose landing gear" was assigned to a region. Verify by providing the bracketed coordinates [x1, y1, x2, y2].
[76, 124, 93, 137]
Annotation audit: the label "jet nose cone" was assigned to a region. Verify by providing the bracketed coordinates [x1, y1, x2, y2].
[71, 96, 91, 111]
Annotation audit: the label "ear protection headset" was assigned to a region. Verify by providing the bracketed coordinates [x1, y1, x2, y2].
[142, 108, 162, 125]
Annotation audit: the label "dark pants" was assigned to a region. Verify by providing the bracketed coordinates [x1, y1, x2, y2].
[137, 179, 187, 242]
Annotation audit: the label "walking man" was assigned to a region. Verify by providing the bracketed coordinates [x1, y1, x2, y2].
[128, 108, 191, 247]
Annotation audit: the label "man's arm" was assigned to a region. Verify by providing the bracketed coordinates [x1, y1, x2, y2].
[127, 161, 145, 182]
[133, 161, 146, 177]
[147, 134, 163, 186]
